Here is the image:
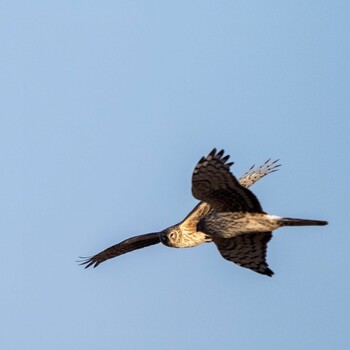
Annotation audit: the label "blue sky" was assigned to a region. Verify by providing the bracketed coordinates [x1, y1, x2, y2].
[1, 1, 349, 349]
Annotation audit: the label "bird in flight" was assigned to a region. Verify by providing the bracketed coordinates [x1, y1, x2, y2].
[80, 149, 327, 276]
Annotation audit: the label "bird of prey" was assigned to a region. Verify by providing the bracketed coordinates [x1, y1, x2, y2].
[190, 149, 327, 276]
[79, 155, 280, 269]
[80, 149, 327, 276]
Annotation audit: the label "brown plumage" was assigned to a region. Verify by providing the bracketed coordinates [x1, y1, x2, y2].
[80, 148, 327, 276]
[79, 155, 280, 271]
[192, 149, 327, 276]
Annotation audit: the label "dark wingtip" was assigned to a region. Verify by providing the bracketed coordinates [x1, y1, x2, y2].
[209, 148, 217, 157]
[77, 256, 99, 269]
[217, 149, 225, 158]
[76, 256, 89, 265]
[271, 164, 282, 170]
[265, 268, 274, 277]
[222, 154, 230, 162]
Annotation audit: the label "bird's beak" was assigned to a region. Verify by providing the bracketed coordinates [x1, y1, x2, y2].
[160, 230, 169, 246]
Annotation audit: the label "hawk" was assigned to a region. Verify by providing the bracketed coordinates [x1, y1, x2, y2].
[80, 149, 327, 276]
[79, 156, 279, 269]
[190, 149, 327, 276]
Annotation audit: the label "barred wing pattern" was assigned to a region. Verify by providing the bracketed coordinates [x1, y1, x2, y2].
[181, 158, 280, 227]
[192, 149, 263, 212]
[213, 232, 274, 276]
[80, 150, 280, 271]
[193, 149, 273, 276]
[238, 159, 280, 188]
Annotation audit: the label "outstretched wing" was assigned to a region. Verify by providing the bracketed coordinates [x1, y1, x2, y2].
[192, 148, 263, 212]
[239, 159, 280, 188]
[213, 232, 274, 276]
[79, 232, 160, 268]
[180, 158, 280, 230]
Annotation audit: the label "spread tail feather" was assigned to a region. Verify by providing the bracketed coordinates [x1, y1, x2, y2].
[279, 217, 328, 227]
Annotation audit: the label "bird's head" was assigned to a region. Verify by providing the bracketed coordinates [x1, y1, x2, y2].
[160, 226, 179, 247]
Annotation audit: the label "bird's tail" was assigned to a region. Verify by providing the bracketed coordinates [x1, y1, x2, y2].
[279, 217, 328, 227]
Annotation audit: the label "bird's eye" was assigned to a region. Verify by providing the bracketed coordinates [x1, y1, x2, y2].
[170, 232, 177, 241]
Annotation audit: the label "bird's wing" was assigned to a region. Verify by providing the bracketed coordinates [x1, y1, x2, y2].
[179, 201, 212, 231]
[179, 158, 279, 230]
[213, 232, 274, 276]
[79, 232, 160, 268]
[239, 159, 281, 188]
[192, 148, 263, 212]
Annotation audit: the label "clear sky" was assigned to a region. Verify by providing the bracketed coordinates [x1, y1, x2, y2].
[1, 1, 349, 349]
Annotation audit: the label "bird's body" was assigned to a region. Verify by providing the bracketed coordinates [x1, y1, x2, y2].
[199, 212, 327, 239]
[199, 212, 282, 237]
[80, 158, 279, 268]
[80, 148, 327, 276]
